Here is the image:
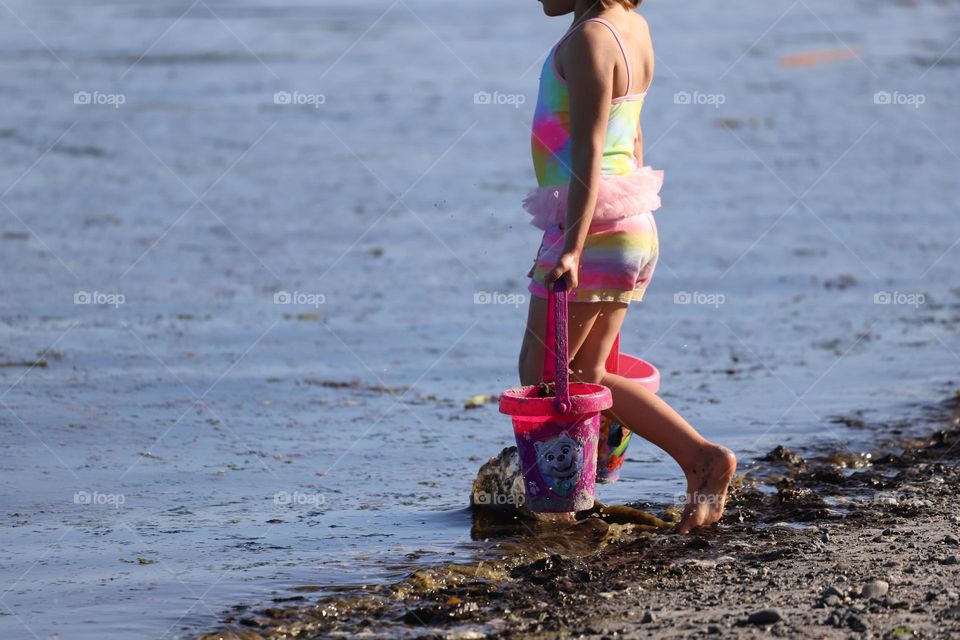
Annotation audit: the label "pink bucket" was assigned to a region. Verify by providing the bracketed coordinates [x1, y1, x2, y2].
[596, 339, 661, 484]
[499, 280, 613, 512]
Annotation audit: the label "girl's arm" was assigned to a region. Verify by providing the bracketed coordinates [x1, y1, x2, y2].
[545, 25, 616, 290]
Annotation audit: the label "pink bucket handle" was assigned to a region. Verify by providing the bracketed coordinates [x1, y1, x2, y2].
[543, 279, 571, 413]
[605, 333, 620, 375]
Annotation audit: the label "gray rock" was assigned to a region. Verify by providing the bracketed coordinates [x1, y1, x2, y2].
[861, 579, 889, 599]
[847, 613, 867, 632]
[822, 585, 844, 598]
[747, 608, 783, 625]
[470, 447, 533, 518]
[641, 611, 654, 624]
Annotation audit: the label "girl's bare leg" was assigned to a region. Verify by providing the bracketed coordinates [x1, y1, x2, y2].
[566, 302, 737, 534]
[518, 294, 601, 386]
[601, 373, 737, 533]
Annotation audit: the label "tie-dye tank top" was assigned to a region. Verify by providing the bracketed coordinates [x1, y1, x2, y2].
[523, 17, 664, 231]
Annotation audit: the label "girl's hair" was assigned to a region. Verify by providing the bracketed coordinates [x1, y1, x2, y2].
[601, 0, 642, 8]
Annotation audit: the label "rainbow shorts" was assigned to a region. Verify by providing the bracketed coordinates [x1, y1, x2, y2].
[527, 213, 659, 304]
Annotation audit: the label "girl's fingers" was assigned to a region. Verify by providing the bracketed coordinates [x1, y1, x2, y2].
[545, 265, 563, 285]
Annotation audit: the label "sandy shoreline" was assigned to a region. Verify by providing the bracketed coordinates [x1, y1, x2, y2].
[200, 392, 960, 639]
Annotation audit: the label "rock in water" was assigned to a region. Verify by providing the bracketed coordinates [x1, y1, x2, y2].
[763, 445, 805, 467]
[471, 446, 533, 518]
[470, 447, 672, 529]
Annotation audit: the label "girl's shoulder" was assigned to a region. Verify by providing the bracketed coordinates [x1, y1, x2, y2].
[629, 10, 650, 32]
[562, 20, 621, 59]
[562, 14, 648, 60]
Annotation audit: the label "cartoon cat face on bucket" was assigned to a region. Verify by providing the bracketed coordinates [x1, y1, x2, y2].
[534, 433, 584, 496]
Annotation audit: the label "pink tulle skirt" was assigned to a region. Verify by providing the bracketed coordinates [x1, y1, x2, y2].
[522, 166, 664, 231]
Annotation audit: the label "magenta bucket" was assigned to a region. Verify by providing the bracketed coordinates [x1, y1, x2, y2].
[596, 341, 661, 484]
[499, 281, 613, 513]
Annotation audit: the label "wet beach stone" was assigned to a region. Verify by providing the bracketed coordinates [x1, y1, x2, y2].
[763, 445, 806, 467]
[745, 607, 783, 625]
[861, 579, 890, 599]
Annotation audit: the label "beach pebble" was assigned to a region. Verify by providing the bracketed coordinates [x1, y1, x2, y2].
[746, 608, 783, 625]
[942, 555, 960, 565]
[641, 611, 655, 624]
[682, 558, 717, 570]
[822, 585, 844, 598]
[942, 534, 959, 546]
[847, 614, 867, 632]
[861, 580, 889, 599]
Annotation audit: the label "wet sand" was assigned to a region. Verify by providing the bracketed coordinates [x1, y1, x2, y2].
[200, 394, 960, 639]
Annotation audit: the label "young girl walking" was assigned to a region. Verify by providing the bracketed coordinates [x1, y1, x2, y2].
[518, 0, 737, 533]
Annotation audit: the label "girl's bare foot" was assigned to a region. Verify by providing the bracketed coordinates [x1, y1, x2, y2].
[677, 445, 737, 534]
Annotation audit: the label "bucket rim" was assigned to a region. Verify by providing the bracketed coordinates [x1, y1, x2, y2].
[499, 382, 612, 416]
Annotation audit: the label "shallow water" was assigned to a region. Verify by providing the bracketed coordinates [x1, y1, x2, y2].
[0, 0, 958, 637]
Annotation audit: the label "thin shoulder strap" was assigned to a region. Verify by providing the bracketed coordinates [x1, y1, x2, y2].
[583, 18, 633, 96]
